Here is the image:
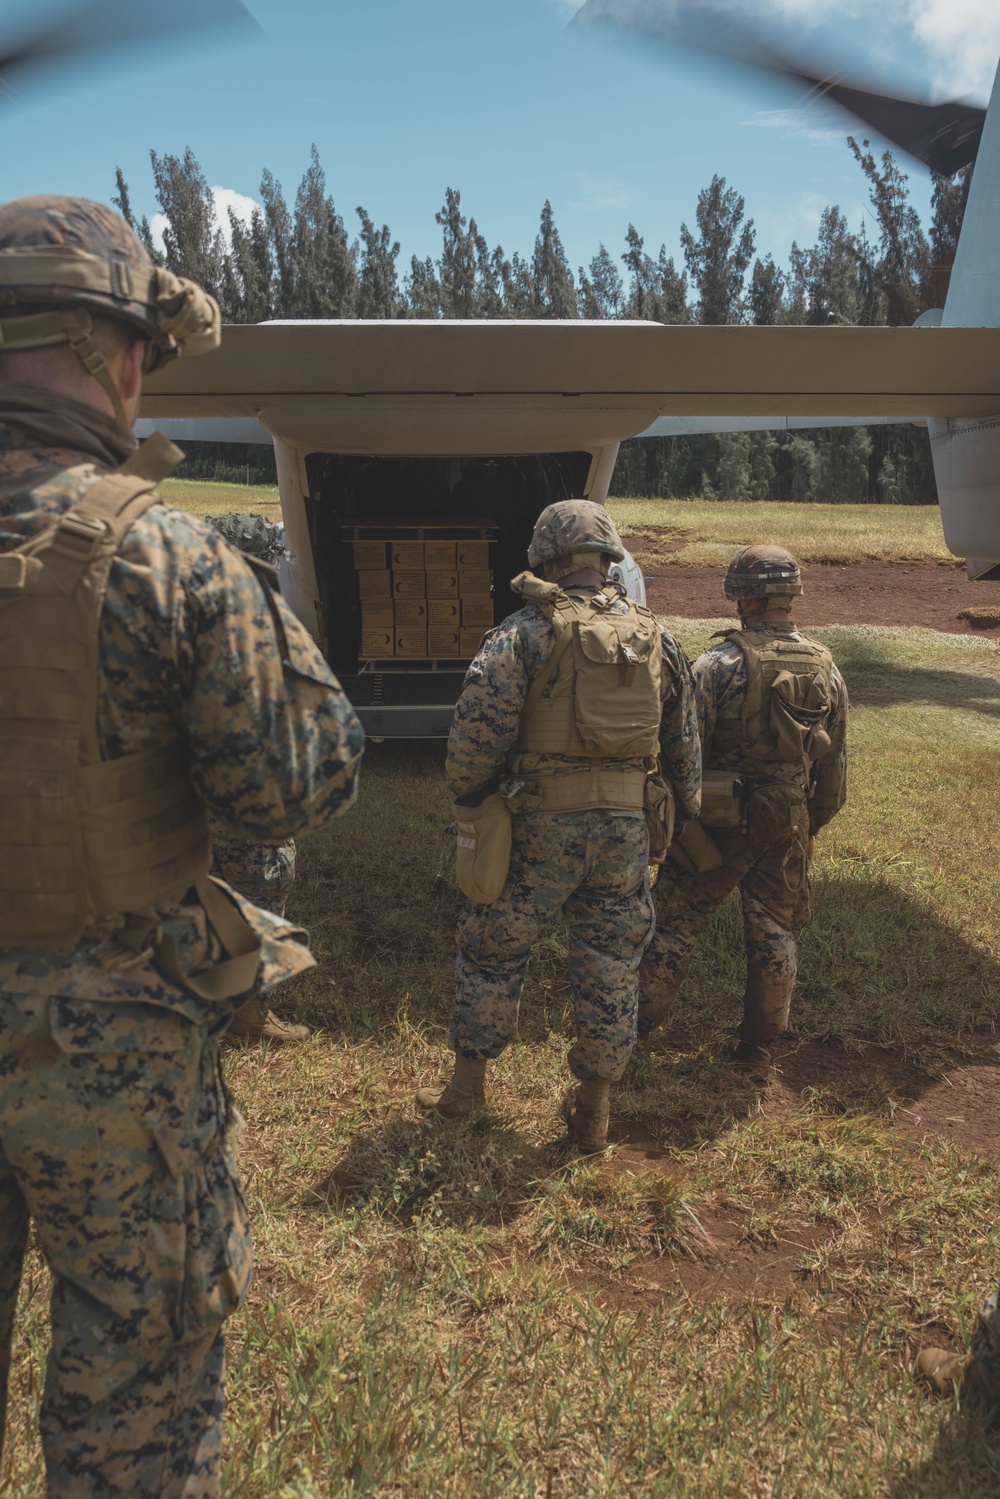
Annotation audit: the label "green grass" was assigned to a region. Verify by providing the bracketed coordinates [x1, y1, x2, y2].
[160, 476, 281, 522]
[5, 616, 1000, 1486]
[608, 498, 951, 567]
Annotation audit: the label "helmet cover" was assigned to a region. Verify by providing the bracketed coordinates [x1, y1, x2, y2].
[724, 545, 803, 600]
[527, 499, 625, 568]
[0, 195, 220, 370]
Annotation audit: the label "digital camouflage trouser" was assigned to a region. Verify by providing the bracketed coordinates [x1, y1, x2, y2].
[972, 1290, 1000, 1389]
[453, 810, 655, 1082]
[0, 988, 251, 1498]
[209, 819, 296, 919]
[641, 821, 811, 1044]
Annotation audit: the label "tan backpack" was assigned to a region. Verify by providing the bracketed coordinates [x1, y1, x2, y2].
[711, 628, 834, 767]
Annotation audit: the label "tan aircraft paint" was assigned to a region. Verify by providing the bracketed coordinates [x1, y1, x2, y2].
[141, 321, 1000, 454]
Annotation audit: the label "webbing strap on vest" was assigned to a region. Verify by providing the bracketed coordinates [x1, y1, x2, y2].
[111, 876, 261, 1004]
[0, 447, 214, 953]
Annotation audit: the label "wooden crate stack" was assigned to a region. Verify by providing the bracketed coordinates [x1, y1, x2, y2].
[352, 522, 498, 668]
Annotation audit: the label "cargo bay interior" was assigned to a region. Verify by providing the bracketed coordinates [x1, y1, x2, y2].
[304, 451, 592, 714]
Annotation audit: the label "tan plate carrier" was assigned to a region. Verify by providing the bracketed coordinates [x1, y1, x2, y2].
[0, 436, 260, 999]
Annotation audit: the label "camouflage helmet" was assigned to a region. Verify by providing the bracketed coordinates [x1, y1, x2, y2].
[724, 545, 803, 601]
[527, 499, 625, 569]
[0, 196, 221, 421]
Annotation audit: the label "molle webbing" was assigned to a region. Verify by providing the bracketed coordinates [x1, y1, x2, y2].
[512, 575, 663, 761]
[507, 763, 648, 814]
[712, 629, 833, 764]
[0, 458, 210, 950]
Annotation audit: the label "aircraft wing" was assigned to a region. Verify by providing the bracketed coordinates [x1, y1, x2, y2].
[140, 320, 1000, 456]
[636, 414, 924, 436]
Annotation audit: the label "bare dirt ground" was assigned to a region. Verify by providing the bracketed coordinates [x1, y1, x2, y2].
[642, 551, 1000, 635]
[570, 1033, 1000, 1311]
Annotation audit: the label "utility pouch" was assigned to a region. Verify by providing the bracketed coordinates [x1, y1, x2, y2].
[668, 817, 724, 875]
[699, 769, 744, 828]
[770, 669, 832, 764]
[453, 792, 513, 904]
[745, 782, 808, 852]
[643, 773, 676, 856]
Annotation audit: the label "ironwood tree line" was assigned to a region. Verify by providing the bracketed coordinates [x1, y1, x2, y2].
[114, 142, 968, 503]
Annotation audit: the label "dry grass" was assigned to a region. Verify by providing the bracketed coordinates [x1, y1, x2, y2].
[160, 481, 950, 569]
[608, 498, 951, 567]
[5, 554, 1000, 1490]
[160, 476, 281, 522]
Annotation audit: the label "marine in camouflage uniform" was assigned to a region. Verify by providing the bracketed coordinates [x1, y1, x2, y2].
[204, 513, 308, 1043]
[639, 546, 847, 1063]
[417, 500, 700, 1151]
[0, 198, 364, 1497]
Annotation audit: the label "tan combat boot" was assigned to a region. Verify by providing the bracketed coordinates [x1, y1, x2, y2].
[725, 1039, 772, 1073]
[637, 982, 674, 1038]
[916, 1347, 1000, 1410]
[416, 1055, 488, 1118]
[562, 1079, 611, 1154]
[227, 995, 311, 1045]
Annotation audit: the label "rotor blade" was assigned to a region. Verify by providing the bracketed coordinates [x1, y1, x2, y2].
[571, 0, 986, 174]
[760, 71, 984, 177]
[0, 0, 258, 96]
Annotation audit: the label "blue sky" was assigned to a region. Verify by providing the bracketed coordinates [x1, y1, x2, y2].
[4, 0, 999, 289]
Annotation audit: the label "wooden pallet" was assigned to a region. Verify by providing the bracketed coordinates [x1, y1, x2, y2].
[358, 656, 473, 673]
[345, 519, 499, 542]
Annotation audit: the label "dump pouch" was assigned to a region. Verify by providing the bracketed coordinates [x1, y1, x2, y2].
[699, 769, 744, 828]
[453, 792, 513, 904]
[643, 773, 675, 855]
[668, 817, 724, 875]
[770, 671, 833, 763]
[745, 782, 808, 851]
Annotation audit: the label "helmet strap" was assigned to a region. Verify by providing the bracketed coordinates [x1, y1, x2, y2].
[65, 318, 129, 427]
[0, 306, 128, 426]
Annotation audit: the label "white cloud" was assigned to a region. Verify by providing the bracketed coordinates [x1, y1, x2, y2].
[741, 107, 845, 146]
[566, 171, 638, 211]
[149, 185, 261, 254]
[573, 0, 1000, 101]
[909, 0, 1000, 100]
[722, 0, 999, 100]
[754, 189, 834, 253]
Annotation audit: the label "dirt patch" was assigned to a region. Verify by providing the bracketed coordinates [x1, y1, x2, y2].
[563, 1208, 832, 1312]
[569, 1035, 1000, 1312]
[762, 1036, 1000, 1162]
[644, 557, 1000, 636]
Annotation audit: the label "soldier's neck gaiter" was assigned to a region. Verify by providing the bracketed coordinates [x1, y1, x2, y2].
[0, 384, 137, 469]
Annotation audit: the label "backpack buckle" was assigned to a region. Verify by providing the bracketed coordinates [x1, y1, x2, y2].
[0, 552, 29, 592]
[50, 511, 108, 559]
[618, 641, 639, 685]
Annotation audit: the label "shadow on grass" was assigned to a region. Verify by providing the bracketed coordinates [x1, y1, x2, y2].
[848, 666, 1000, 716]
[618, 873, 1000, 1152]
[889, 1412, 1000, 1498]
[308, 1109, 566, 1229]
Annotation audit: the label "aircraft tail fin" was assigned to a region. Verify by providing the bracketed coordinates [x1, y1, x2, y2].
[943, 60, 1000, 327]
